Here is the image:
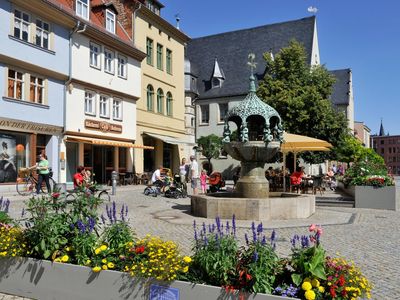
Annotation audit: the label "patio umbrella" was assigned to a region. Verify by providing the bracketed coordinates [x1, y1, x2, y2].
[280, 132, 332, 191]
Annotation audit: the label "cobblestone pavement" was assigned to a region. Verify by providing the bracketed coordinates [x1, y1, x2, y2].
[2, 185, 400, 299]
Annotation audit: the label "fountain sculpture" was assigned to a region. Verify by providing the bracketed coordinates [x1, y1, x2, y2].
[191, 54, 315, 220]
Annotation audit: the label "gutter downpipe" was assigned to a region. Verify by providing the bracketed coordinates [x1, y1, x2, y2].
[132, 3, 142, 45]
[62, 21, 86, 183]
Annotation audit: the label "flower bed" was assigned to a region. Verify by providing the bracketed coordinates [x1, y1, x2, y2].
[0, 192, 372, 299]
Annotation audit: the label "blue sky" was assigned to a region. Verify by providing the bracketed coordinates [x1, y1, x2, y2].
[162, 0, 400, 135]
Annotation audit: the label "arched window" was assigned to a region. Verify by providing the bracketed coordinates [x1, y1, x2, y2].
[157, 88, 164, 114]
[146, 85, 154, 111]
[166, 92, 173, 116]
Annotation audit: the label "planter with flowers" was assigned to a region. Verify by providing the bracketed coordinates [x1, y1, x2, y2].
[340, 161, 397, 210]
[0, 192, 372, 299]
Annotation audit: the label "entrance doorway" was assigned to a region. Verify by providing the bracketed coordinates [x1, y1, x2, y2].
[66, 142, 78, 183]
[93, 146, 113, 184]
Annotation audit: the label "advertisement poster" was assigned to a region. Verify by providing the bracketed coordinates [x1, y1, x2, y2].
[0, 134, 17, 183]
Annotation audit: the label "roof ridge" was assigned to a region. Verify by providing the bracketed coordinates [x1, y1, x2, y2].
[192, 16, 315, 40]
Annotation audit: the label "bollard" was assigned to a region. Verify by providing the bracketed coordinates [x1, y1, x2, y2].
[111, 170, 118, 195]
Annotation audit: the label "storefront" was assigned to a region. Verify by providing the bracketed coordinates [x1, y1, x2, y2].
[0, 117, 62, 184]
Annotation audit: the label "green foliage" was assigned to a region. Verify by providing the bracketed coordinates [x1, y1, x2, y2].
[100, 221, 135, 252]
[196, 134, 223, 167]
[257, 40, 349, 163]
[343, 160, 393, 187]
[0, 211, 12, 224]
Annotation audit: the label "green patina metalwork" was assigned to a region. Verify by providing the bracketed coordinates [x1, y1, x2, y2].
[222, 53, 284, 144]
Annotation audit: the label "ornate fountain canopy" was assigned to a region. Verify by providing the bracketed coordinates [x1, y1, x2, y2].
[222, 53, 283, 144]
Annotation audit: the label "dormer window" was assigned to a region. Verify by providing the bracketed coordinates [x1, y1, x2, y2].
[76, 0, 89, 20]
[106, 10, 115, 34]
[211, 58, 225, 89]
[212, 78, 221, 88]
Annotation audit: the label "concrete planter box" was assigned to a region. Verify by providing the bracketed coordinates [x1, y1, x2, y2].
[337, 182, 355, 197]
[355, 185, 398, 210]
[0, 257, 298, 300]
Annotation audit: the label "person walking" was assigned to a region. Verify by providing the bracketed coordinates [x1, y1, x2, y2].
[189, 155, 199, 195]
[36, 153, 51, 194]
[200, 169, 208, 194]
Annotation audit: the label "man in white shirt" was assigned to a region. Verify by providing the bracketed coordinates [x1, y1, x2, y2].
[151, 165, 163, 184]
[189, 155, 199, 195]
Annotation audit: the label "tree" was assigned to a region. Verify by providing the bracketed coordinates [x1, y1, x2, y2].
[196, 134, 223, 173]
[257, 40, 349, 163]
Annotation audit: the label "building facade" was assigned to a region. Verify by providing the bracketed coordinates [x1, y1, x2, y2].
[109, 0, 192, 174]
[51, 0, 147, 184]
[354, 121, 371, 148]
[0, 0, 70, 185]
[371, 134, 400, 175]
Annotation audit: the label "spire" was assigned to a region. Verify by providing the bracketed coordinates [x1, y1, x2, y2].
[247, 53, 257, 92]
[379, 118, 385, 136]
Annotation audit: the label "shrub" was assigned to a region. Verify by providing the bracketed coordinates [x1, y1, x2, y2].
[0, 223, 28, 257]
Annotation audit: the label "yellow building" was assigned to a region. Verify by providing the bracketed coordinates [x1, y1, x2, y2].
[132, 5, 191, 174]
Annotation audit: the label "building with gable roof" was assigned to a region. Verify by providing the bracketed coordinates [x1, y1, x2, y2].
[186, 16, 354, 175]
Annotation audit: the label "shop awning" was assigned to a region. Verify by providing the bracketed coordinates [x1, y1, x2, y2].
[143, 132, 194, 146]
[281, 132, 332, 153]
[65, 135, 154, 149]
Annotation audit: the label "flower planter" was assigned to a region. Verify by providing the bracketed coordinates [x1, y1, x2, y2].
[0, 257, 298, 300]
[355, 185, 398, 210]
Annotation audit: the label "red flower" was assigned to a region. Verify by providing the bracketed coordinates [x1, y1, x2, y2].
[338, 275, 345, 286]
[330, 286, 337, 298]
[246, 273, 252, 281]
[134, 245, 145, 254]
[52, 192, 60, 199]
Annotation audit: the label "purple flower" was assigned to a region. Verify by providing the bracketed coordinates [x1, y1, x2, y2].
[261, 236, 266, 245]
[194, 229, 198, 242]
[245, 233, 249, 245]
[251, 222, 257, 242]
[257, 222, 263, 234]
[202, 222, 206, 234]
[215, 216, 221, 233]
[112, 201, 117, 223]
[87, 217, 96, 233]
[120, 204, 125, 220]
[301, 235, 310, 248]
[76, 220, 86, 234]
[232, 214, 236, 236]
[193, 220, 196, 229]
[125, 205, 128, 218]
[226, 221, 230, 234]
[252, 250, 259, 262]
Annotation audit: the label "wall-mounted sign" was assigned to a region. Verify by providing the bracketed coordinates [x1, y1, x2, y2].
[84, 119, 122, 134]
[0, 118, 62, 135]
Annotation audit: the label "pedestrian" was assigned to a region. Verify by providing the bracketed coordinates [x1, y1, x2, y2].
[189, 155, 199, 195]
[179, 157, 188, 192]
[200, 169, 208, 194]
[35, 153, 51, 194]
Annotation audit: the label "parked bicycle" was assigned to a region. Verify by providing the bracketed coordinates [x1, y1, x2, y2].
[16, 167, 56, 196]
[65, 185, 111, 202]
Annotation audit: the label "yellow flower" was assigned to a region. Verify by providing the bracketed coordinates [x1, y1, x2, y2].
[102, 259, 107, 264]
[102, 265, 108, 270]
[305, 290, 316, 300]
[85, 259, 91, 265]
[318, 286, 325, 293]
[92, 266, 101, 272]
[54, 258, 61, 263]
[183, 266, 189, 273]
[100, 245, 107, 251]
[65, 247, 71, 252]
[183, 256, 192, 263]
[107, 262, 115, 269]
[311, 279, 320, 287]
[303, 277, 311, 283]
[301, 282, 312, 291]
[95, 248, 101, 255]
[61, 255, 69, 262]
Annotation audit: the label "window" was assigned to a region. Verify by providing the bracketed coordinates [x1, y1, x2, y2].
[146, 85, 154, 111]
[381, 148, 384, 154]
[29, 76, 44, 104]
[8, 69, 24, 100]
[156, 43, 163, 70]
[99, 95, 109, 117]
[157, 88, 164, 114]
[166, 49, 172, 74]
[14, 9, 30, 42]
[166, 92, 173, 116]
[117, 55, 127, 78]
[35, 19, 49, 49]
[113, 98, 122, 120]
[380, 140, 384, 144]
[219, 103, 228, 122]
[84, 91, 96, 115]
[90, 42, 101, 68]
[106, 10, 115, 34]
[200, 105, 209, 124]
[76, 0, 89, 20]
[104, 49, 114, 74]
[146, 38, 153, 65]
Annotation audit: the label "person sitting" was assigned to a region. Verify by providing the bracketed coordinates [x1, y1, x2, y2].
[325, 167, 337, 191]
[290, 167, 304, 193]
[151, 165, 165, 191]
[73, 166, 87, 189]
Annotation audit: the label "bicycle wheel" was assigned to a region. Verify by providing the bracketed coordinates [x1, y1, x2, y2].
[65, 193, 77, 203]
[16, 178, 35, 196]
[41, 177, 57, 194]
[98, 191, 110, 202]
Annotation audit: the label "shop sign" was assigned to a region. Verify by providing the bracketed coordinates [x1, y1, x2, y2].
[0, 118, 62, 135]
[84, 119, 122, 134]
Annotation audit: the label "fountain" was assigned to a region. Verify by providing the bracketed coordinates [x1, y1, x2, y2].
[191, 54, 315, 220]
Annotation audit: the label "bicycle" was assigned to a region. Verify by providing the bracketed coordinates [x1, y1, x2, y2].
[65, 185, 111, 202]
[16, 168, 57, 196]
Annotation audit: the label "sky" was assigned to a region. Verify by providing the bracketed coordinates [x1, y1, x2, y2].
[161, 0, 400, 135]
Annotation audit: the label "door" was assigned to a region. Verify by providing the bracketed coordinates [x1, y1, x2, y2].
[93, 146, 104, 184]
[66, 142, 78, 183]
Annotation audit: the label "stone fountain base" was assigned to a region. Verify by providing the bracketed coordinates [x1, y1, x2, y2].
[191, 192, 315, 221]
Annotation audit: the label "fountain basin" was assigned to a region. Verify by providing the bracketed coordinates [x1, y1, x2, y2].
[191, 192, 315, 221]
